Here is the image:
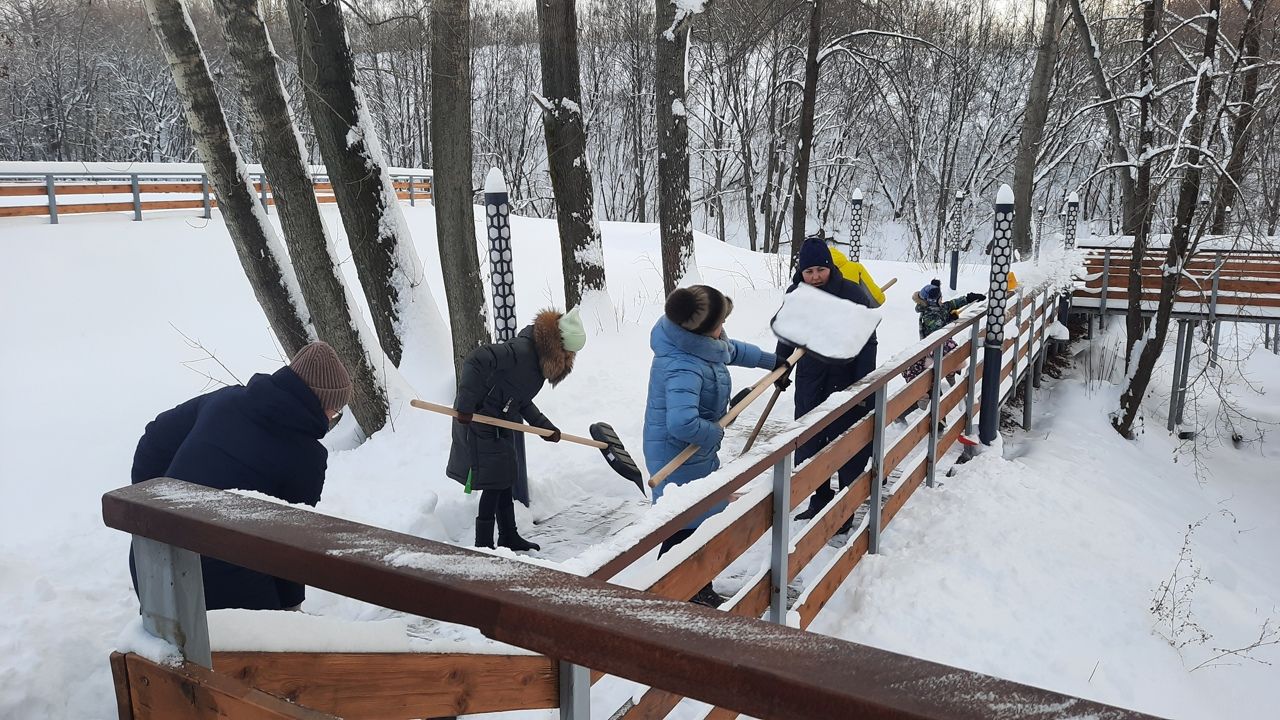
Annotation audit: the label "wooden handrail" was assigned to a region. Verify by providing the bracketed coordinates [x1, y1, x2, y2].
[103, 478, 1155, 720]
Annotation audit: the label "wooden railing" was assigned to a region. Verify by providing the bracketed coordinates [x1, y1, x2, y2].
[0, 169, 432, 223]
[102, 281, 1161, 720]
[583, 283, 1067, 719]
[1073, 245, 1280, 321]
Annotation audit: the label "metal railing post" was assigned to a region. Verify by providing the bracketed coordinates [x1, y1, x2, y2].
[45, 174, 58, 224]
[1208, 253, 1222, 366]
[1098, 247, 1111, 331]
[869, 386, 887, 554]
[965, 321, 980, 439]
[559, 661, 590, 720]
[769, 455, 793, 624]
[408, 175, 416, 206]
[132, 535, 211, 668]
[201, 174, 212, 219]
[1176, 320, 1195, 425]
[926, 345, 943, 488]
[258, 173, 269, 211]
[1168, 320, 1187, 432]
[131, 174, 142, 221]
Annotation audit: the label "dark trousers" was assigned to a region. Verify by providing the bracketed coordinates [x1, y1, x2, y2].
[796, 398, 874, 509]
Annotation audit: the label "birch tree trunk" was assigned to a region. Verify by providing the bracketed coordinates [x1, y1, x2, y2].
[287, 0, 442, 368]
[655, 0, 701, 294]
[430, 0, 492, 375]
[535, 0, 609, 309]
[1011, 0, 1063, 255]
[214, 0, 389, 433]
[141, 0, 312, 359]
[789, 0, 822, 265]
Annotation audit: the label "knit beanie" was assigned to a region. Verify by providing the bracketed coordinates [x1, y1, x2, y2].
[796, 236, 834, 271]
[558, 306, 587, 352]
[665, 285, 734, 336]
[289, 341, 353, 415]
[920, 279, 942, 304]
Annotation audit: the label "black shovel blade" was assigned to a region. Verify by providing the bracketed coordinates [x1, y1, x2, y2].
[589, 422, 645, 495]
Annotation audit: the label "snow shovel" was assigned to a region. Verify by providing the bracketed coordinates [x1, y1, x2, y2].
[647, 286, 882, 488]
[410, 400, 644, 494]
[739, 277, 897, 455]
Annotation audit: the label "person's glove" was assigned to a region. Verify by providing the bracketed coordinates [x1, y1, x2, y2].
[730, 387, 752, 407]
[456, 412, 473, 425]
[774, 357, 794, 391]
[541, 427, 562, 443]
[966, 292, 986, 304]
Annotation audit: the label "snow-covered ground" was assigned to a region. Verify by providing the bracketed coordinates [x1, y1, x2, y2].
[1, 205, 1277, 719]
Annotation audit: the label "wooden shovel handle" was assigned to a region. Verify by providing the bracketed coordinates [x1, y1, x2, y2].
[647, 348, 806, 488]
[881, 277, 898, 291]
[409, 399, 605, 449]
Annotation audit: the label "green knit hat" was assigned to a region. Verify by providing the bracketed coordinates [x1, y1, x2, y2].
[558, 307, 586, 352]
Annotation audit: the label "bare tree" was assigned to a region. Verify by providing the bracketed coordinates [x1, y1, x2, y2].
[213, 0, 392, 433]
[789, 0, 822, 263]
[141, 0, 312, 359]
[287, 0, 440, 368]
[1210, 0, 1269, 234]
[535, 0, 609, 309]
[430, 0, 492, 374]
[1011, 0, 1064, 255]
[655, 0, 709, 293]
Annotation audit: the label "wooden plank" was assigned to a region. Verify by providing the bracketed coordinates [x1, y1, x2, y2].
[0, 205, 53, 218]
[789, 474, 870, 581]
[789, 418, 872, 508]
[213, 651, 557, 719]
[136, 182, 205, 194]
[647, 495, 773, 602]
[623, 688, 684, 720]
[881, 421, 963, 529]
[124, 653, 336, 720]
[0, 184, 50, 196]
[796, 528, 871, 627]
[1078, 289, 1280, 308]
[110, 652, 136, 720]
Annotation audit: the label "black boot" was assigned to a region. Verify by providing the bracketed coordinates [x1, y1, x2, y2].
[690, 583, 725, 608]
[496, 491, 540, 552]
[795, 483, 834, 520]
[474, 517, 495, 549]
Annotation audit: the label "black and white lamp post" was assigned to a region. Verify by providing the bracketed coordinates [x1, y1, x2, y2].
[849, 188, 864, 262]
[979, 184, 1015, 445]
[484, 167, 530, 505]
[949, 191, 964, 290]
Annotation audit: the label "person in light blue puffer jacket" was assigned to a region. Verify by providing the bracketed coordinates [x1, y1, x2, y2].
[644, 285, 777, 607]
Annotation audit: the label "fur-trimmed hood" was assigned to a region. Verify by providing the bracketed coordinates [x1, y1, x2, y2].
[531, 309, 575, 386]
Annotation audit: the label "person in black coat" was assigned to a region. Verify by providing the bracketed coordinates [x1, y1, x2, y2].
[776, 236, 878, 525]
[129, 341, 352, 611]
[446, 308, 585, 552]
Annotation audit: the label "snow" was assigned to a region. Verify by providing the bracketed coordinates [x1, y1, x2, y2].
[2, 200, 1279, 719]
[771, 282, 882, 360]
[115, 618, 182, 667]
[484, 166, 508, 194]
[672, 99, 686, 117]
[852, 187, 863, 201]
[997, 182, 1014, 205]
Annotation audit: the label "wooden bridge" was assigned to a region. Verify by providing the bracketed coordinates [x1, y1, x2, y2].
[104, 280, 1162, 720]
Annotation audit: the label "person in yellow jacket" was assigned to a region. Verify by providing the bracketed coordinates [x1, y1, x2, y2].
[827, 246, 885, 307]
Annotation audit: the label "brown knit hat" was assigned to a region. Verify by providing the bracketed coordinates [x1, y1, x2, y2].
[289, 341, 353, 415]
[665, 285, 734, 336]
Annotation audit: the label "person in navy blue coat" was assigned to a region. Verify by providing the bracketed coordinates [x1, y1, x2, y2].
[777, 237, 878, 526]
[129, 341, 352, 611]
[644, 285, 777, 606]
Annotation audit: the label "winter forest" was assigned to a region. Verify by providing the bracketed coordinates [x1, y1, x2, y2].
[3, 0, 1280, 718]
[5, 0, 1278, 257]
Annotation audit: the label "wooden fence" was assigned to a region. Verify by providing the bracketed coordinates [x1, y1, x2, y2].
[103, 280, 1161, 719]
[0, 170, 432, 223]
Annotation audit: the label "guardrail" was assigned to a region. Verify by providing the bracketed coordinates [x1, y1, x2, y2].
[103, 277, 1161, 719]
[0, 169, 432, 223]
